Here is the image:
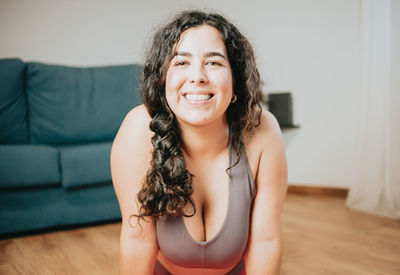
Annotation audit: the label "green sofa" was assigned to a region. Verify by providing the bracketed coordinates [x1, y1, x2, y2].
[0, 58, 143, 238]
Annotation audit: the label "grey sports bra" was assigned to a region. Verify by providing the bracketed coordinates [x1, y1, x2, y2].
[156, 131, 256, 269]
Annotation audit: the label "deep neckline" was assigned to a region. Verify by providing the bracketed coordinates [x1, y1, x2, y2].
[179, 176, 231, 246]
[178, 127, 233, 246]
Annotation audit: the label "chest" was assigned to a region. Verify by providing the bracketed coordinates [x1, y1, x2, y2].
[182, 151, 230, 243]
[156, 143, 256, 269]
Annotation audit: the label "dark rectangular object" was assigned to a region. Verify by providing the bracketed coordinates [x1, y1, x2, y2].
[268, 92, 293, 126]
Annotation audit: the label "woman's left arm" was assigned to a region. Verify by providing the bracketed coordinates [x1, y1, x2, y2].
[244, 111, 288, 275]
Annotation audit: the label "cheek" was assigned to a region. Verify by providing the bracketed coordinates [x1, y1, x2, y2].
[225, 72, 233, 92]
[166, 69, 185, 93]
[165, 71, 184, 109]
[210, 70, 233, 95]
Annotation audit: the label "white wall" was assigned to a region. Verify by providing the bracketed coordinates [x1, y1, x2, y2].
[0, 0, 364, 188]
[391, 0, 400, 176]
[392, 0, 400, 102]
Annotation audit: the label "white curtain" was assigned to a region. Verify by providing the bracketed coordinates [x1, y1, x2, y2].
[346, 0, 400, 219]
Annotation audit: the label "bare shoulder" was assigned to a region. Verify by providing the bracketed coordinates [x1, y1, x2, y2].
[243, 109, 287, 196]
[113, 104, 153, 146]
[111, 105, 153, 166]
[244, 109, 284, 156]
[111, 104, 153, 223]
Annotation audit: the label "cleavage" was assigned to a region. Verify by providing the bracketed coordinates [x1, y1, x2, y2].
[181, 162, 230, 243]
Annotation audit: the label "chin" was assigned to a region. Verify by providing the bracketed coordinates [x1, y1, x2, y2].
[174, 108, 227, 127]
[180, 114, 226, 128]
[181, 118, 211, 126]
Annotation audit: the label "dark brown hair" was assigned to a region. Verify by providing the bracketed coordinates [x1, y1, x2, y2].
[134, 10, 262, 223]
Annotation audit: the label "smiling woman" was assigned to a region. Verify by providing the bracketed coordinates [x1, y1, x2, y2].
[111, 10, 287, 275]
[165, 25, 233, 127]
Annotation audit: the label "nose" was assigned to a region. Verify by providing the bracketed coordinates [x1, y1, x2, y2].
[189, 63, 208, 85]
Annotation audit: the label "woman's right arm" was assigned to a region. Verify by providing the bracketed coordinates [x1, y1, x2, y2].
[111, 105, 158, 275]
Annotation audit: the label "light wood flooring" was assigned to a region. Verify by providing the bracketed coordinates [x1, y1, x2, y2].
[0, 193, 399, 275]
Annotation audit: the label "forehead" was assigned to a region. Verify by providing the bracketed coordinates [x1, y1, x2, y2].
[174, 25, 227, 55]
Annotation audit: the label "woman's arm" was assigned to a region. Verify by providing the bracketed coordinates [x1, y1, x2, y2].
[244, 111, 288, 275]
[111, 105, 159, 275]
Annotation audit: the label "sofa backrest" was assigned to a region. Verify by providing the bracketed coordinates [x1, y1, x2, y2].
[0, 58, 143, 145]
[26, 62, 143, 144]
[0, 58, 30, 144]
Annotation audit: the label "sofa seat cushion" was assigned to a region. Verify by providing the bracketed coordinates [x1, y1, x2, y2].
[0, 58, 29, 144]
[0, 184, 121, 237]
[26, 62, 142, 144]
[57, 142, 112, 189]
[0, 145, 60, 188]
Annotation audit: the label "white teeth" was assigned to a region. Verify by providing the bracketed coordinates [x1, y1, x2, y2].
[185, 94, 211, 101]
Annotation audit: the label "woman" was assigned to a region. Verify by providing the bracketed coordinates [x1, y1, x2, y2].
[111, 10, 287, 275]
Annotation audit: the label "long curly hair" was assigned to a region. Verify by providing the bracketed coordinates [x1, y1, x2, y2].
[134, 10, 262, 223]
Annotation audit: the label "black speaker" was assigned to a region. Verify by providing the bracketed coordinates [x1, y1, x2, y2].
[268, 92, 293, 127]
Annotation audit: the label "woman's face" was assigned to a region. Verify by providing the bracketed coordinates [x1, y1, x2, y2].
[165, 25, 233, 127]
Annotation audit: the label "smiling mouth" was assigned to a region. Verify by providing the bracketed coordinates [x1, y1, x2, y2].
[184, 93, 214, 102]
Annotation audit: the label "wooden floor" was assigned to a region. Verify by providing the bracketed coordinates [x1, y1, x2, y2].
[1, 193, 399, 275]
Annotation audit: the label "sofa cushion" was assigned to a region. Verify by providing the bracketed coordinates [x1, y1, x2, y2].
[26, 62, 142, 144]
[0, 145, 60, 188]
[0, 184, 121, 237]
[0, 58, 30, 144]
[57, 142, 112, 189]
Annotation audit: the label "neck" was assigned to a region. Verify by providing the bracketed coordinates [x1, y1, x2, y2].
[179, 118, 229, 160]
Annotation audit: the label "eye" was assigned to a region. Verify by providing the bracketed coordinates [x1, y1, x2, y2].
[206, 61, 222, 66]
[175, 61, 188, 66]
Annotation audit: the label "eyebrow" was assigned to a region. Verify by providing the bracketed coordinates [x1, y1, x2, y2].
[174, 51, 227, 60]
